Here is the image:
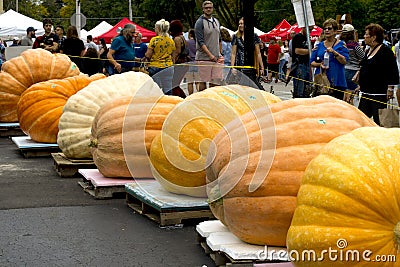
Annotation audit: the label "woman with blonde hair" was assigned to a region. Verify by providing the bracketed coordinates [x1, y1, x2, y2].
[144, 19, 175, 94]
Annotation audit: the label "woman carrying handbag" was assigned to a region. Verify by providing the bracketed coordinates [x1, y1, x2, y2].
[310, 18, 349, 100]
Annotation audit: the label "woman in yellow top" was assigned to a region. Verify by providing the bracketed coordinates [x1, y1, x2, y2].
[144, 19, 176, 94]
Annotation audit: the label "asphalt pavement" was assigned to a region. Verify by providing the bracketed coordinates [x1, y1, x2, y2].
[0, 137, 215, 267]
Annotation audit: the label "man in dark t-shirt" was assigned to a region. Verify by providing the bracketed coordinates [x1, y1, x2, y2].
[32, 18, 59, 53]
[291, 27, 312, 98]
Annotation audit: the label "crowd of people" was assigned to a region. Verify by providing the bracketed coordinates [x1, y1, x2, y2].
[291, 19, 399, 125]
[2, 0, 400, 125]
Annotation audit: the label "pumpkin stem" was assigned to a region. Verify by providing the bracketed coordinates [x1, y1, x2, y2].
[88, 139, 98, 148]
[395, 222, 400, 251]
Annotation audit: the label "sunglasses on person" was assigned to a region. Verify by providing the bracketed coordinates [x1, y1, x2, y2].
[324, 27, 333, 31]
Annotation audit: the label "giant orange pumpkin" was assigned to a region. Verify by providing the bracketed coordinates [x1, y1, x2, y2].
[149, 85, 281, 197]
[17, 74, 105, 143]
[90, 95, 183, 178]
[0, 49, 80, 122]
[286, 127, 400, 266]
[206, 96, 377, 246]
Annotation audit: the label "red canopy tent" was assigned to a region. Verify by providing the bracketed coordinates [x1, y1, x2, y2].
[260, 19, 291, 42]
[260, 21, 323, 42]
[93, 18, 156, 44]
[288, 23, 323, 41]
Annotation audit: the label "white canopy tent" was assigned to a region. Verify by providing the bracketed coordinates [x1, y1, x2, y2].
[0, 9, 44, 38]
[80, 29, 88, 41]
[80, 21, 113, 41]
[254, 27, 266, 36]
[87, 21, 113, 38]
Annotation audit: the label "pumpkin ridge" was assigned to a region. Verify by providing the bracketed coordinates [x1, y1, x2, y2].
[296, 200, 391, 230]
[395, 222, 400, 249]
[352, 131, 399, 178]
[0, 73, 28, 94]
[49, 53, 60, 78]
[160, 131, 206, 162]
[27, 107, 62, 132]
[299, 177, 394, 228]
[20, 53, 36, 84]
[309, 135, 399, 220]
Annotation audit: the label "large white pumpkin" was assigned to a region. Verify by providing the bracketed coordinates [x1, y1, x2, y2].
[57, 71, 162, 159]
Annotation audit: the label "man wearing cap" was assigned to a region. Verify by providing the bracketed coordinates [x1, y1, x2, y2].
[21, 27, 36, 46]
[10, 37, 20, 47]
[340, 24, 365, 103]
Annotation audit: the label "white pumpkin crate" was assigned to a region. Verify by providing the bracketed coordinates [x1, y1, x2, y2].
[51, 152, 96, 178]
[78, 169, 133, 199]
[0, 122, 24, 137]
[11, 135, 60, 158]
[125, 180, 214, 226]
[196, 220, 292, 267]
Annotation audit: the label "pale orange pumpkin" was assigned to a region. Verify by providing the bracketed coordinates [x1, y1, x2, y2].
[0, 49, 80, 122]
[206, 96, 377, 246]
[149, 85, 281, 197]
[287, 127, 400, 266]
[90, 95, 183, 178]
[17, 74, 105, 143]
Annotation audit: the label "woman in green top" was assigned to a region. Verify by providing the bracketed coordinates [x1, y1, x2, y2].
[144, 19, 176, 94]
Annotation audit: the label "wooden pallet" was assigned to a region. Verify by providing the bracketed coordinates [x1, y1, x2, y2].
[52, 153, 96, 177]
[125, 181, 215, 226]
[0, 123, 25, 137]
[11, 136, 60, 158]
[78, 169, 134, 199]
[196, 220, 292, 267]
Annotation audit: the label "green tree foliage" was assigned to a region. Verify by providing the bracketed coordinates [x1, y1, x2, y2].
[3, 0, 48, 21]
[368, 0, 400, 31]
[3, 0, 400, 37]
[132, 0, 199, 30]
[255, 0, 296, 32]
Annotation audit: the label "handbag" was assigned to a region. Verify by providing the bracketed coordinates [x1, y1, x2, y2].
[176, 36, 191, 64]
[138, 62, 149, 75]
[352, 70, 360, 84]
[379, 99, 399, 128]
[313, 68, 331, 96]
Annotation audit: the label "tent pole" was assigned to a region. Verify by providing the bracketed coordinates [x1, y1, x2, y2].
[301, 0, 313, 81]
[0, 0, 3, 14]
[129, 0, 132, 21]
[76, 0, 81, 37]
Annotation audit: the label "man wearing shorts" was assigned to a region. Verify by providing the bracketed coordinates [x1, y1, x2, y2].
[194, 0, 223, 91]
[267, 37, 281, 83]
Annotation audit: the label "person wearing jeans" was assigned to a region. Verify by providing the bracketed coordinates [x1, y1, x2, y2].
[290, 26, 313, 98]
